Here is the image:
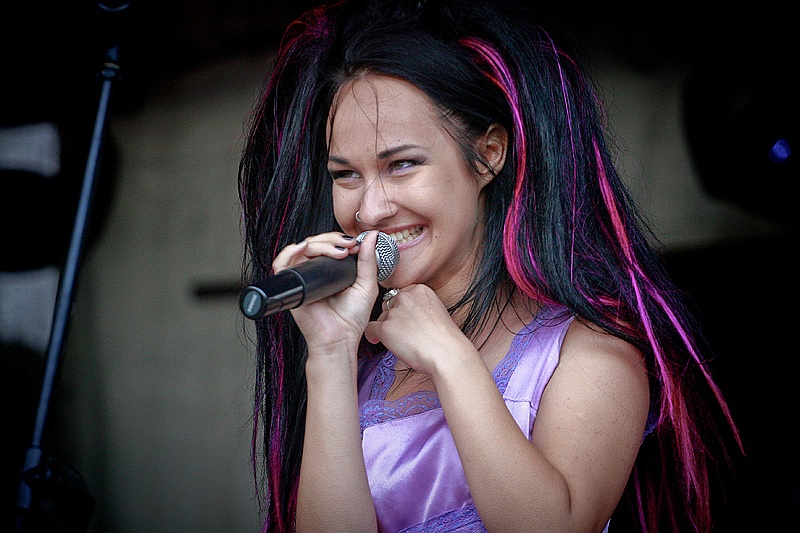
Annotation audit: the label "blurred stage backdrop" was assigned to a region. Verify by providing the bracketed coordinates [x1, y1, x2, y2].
[1, 1, 796, 532]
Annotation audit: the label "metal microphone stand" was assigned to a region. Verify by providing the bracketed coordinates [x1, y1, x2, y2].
[14, 3, 131, 532]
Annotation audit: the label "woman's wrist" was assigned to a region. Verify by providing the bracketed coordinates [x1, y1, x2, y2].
[305, 341, 360, 381]
[428, 336, 482, 384]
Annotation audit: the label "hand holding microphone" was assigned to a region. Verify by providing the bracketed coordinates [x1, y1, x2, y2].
[239, 231, 399, 319]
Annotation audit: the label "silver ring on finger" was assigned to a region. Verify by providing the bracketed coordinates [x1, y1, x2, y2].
[383, 288, 399, 309]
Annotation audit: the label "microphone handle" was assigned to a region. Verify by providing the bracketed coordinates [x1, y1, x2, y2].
[239, 255, 356, 319]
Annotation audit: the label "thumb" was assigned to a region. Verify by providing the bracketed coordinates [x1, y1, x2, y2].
[355, 230, 379, 286]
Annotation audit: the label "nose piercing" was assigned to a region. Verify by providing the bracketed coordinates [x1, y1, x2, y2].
[355, 211, 362, 222]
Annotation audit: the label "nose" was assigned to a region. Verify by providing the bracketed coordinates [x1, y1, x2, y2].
[357, 175, 396, 225]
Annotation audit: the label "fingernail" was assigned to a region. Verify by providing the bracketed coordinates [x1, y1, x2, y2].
[342, 234, 354, 240]
[335, 246, 346, 251]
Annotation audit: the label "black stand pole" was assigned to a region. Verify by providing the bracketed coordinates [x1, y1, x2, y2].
[14, 3, 131, 532]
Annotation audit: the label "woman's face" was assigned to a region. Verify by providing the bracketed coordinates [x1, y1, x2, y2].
[328, 75, 494, 302]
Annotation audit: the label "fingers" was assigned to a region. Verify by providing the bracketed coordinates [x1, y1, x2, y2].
[271, 240, 308, 273]
[367, 285, 466, 376]
[364, 287, 400, 345]
[272, 232, 357, 273]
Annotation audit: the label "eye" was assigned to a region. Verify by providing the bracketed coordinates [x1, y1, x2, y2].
[329, 168, 361, 188]
[387, 159, 419, 173]
[330, 169, 357, 179]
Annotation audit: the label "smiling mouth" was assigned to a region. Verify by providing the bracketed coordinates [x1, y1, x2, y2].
[388, 225, 423, 245]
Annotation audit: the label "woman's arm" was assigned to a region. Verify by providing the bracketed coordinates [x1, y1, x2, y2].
[274, 231, 382, 532]
[367, 286, 649, 532]
[438, 318, 649, 532]
[295, 342, 377, 533]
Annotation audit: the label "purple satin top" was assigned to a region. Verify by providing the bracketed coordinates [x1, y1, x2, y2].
[357, 305, 575, 532]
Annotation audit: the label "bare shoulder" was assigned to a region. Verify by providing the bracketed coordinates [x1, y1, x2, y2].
[534, 317, 651, 449]
[531, 317, 651, 525]
[558, 318, 649, 398]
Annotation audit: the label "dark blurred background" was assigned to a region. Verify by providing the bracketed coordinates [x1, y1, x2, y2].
[1, 1, 796, 532]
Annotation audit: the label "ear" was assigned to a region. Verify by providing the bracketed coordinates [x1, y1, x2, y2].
[476, 123, 508, 187]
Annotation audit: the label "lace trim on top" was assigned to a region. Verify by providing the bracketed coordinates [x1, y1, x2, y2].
[360, 307, 551, 433]
[359, 356, 442, 431]
[399, 504, 486, 532]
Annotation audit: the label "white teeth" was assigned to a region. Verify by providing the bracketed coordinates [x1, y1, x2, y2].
[389, 225, 422, 245]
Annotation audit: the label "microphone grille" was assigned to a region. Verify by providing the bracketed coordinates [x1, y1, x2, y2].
[357, 231, 399, 281]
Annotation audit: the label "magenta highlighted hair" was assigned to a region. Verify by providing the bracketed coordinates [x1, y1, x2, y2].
[593, 139, 742, 529]
[459, 37, 553, 304]
[240, 6, 334, 532]
[461, 26, 741, 533]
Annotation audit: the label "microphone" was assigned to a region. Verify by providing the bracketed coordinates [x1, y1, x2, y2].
[239, 231, 399, 319]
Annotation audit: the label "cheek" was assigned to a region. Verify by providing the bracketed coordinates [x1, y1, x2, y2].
[332, 198, 346, 227]
[332, 189, 356, 227]
[437, 181, 482, 219]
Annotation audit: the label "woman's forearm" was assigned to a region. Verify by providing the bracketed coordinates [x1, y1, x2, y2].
[295, 351, 377, 533]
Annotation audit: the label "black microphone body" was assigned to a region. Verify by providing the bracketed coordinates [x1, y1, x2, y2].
[239, 231, 399, 319]
[240, 255, 356, 319]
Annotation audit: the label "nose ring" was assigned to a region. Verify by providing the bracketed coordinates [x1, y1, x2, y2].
[355, 211, 362, 222]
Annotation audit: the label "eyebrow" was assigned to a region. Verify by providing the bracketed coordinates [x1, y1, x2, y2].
[328, 144, 421, 165]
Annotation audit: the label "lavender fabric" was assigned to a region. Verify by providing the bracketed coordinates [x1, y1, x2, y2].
[357, 305, 575, 532]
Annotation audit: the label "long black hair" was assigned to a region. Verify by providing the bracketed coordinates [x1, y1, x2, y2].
[239, 1, 741, 531]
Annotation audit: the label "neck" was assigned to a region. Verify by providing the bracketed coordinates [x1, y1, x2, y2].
[470, 286, 538, 353]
